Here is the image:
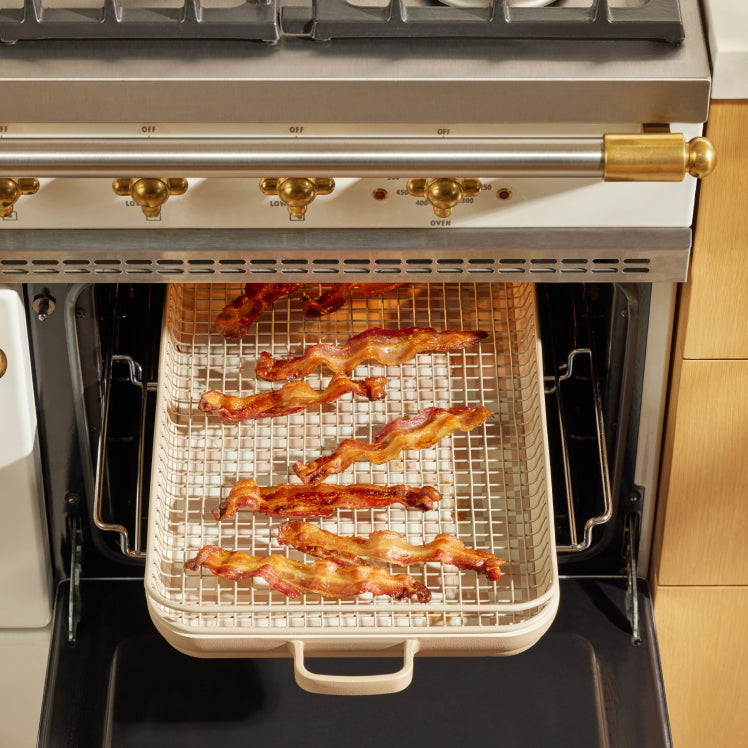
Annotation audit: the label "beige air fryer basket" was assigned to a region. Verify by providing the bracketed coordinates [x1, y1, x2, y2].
[145, 282, 559, 695]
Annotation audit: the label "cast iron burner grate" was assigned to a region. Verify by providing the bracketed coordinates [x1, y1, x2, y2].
[0, 0, 683, 44]
[282, 0, 684, 43]
[0, 0, 279, 43]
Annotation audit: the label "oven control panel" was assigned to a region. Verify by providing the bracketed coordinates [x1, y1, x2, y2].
[0, 123, 702, 229]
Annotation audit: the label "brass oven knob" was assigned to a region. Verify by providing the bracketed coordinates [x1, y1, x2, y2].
[259, 177, 335, 219]
[0, 178, 39, 217]
[406, 178, 482, 218]
[112, 177, 188, 218]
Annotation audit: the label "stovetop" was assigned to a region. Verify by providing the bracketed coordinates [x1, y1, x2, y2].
[0, 0, 710, 124]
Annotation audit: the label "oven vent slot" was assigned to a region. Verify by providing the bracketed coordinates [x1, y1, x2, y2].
[282, 0, 684, 43]
[0, 0, 279, 44]
[2, 254, 660, 281]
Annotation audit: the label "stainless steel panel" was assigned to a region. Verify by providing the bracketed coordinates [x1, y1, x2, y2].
[0, 228, 692, 283]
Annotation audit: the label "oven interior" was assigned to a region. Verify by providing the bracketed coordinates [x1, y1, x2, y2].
[36, 280, 645, 584]
[29, 279, 669, 745]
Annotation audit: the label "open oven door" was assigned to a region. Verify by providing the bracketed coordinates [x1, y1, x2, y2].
[39, 577, 669, 747]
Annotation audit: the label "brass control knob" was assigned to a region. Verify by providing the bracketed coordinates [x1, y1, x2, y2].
[406, 178, 482, 218]
[259, 177, 335, 219]
[112, 177, 188, 218]
[0, 178, 39, 218]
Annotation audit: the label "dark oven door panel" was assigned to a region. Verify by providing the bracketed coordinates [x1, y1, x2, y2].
[39, 577, 669, 747]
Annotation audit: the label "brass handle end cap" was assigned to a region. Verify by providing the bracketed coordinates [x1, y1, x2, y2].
[687, 137, 716, 178]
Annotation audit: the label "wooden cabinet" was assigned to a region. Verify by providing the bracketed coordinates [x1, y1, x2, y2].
[678, 102, 748, 358]
[652, 100, 748, 748]
[654, 586, 748, 748]
[655, 359, 748, 586]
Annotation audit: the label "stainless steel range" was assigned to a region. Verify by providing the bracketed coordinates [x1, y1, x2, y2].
[0, 1, 714, 744]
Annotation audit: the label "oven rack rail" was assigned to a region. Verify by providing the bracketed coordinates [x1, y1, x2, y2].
[92, 317, 612, 560]
[0, 0, 684, 44]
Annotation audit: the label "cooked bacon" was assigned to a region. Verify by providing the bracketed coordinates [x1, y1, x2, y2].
[199, 374, 386, 423]
[215, 283, 300, 339]
[294, 405, 492, 484]
[303, 283, 408, 317]
[214, 480, 443, 520]
[184, 545, 431, 602]
[255, 326, 488, 381]
[278, 522, 506, 581]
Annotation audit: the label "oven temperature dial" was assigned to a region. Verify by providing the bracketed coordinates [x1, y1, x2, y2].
[259, 177, 335, 219]
[112, 177, 188, 218]
[0, 177, 39, 218]
[406, 177, 482, 218]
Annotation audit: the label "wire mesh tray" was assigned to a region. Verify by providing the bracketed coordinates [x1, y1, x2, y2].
[145, 282, 558, 693]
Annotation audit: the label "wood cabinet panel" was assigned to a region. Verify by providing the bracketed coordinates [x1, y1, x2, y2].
[681, 100, 748, 359]
[653, 585, 748, 748]
[655, 359, 748, 586]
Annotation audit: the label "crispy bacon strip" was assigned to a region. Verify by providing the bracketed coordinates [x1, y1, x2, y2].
[199, 374, 387, 423]
[294, 405, 491, 484]
[303, 283, 408, 317]
[184, 545, 431, 602]
[215, 283, 300, 339]
[214, 480, 443, 520]
[278, 522, 506, 581]
[256, 326, 488, 381]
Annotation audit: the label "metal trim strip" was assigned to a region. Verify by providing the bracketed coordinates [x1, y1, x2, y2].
[0, 228, 692, 283]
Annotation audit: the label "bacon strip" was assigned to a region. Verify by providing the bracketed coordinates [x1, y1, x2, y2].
[215, 283, 300, 339]
[185, 545, 431, 602]
[256, 326, 488, 381]
[294, 405, 491, 484]
[303, 283, 408, 317]
[214, 480, 443, 520]
[278, 522, 506, 581]
[199, 374, 386, 423]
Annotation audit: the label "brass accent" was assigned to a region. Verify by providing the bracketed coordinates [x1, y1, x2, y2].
[0, 177, 39, 218]
[372, 188, 388, 201]
[112, 177, 188, 218]
[259, 177, 335, 219]
[0, 348, 6, 379]
[496, 188, 513, 200]
[687, 137, 717, 179]
[406, 178, 482, 218]
[32, 292, 56, 321]
[604, 134, 716, 182]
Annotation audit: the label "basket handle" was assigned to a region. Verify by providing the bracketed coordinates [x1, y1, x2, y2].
[289, 640, 418, 695]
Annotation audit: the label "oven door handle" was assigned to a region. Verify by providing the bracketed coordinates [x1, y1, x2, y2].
[0, 134, 715, 180]
[289, 639, 419, 696]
